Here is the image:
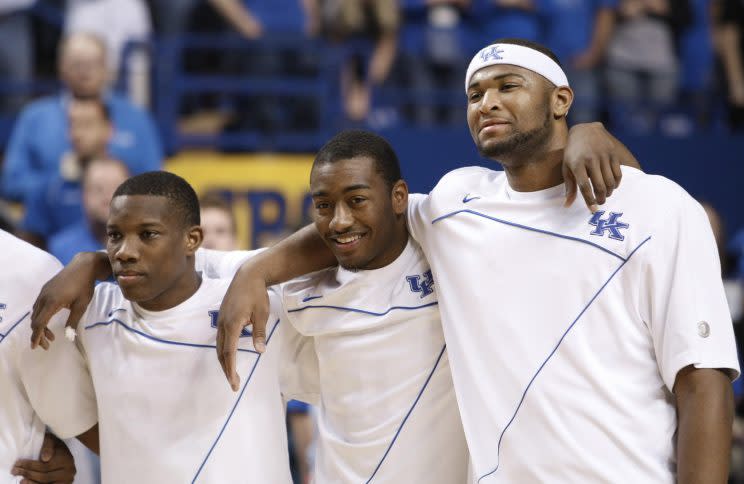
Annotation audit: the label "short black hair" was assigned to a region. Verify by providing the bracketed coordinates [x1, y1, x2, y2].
[489, 38, 562, 67]
[113, 171, 200, 226]
[313, 130, 402, 189]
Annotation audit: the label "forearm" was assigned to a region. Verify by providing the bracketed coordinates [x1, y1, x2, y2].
[76, 424, 100, 455]
[70, 251, 113, 282]
[208, 0, 259, 35]
[675, 367, 733, 484]
[715, 25, 744, 93]
[368, 32, 398, 85]
[240, 224, 335, 286]
[587, 8, 615, 60]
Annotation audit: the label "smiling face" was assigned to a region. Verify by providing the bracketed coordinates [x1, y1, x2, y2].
[106, 195, 202, 311]
[466, 64, 556, 165]
[310, 156, 408, 271]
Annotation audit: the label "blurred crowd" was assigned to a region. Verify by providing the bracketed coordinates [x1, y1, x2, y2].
[1, 1, 744, 482]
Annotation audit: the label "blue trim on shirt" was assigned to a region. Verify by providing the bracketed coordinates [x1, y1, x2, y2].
[0, 311, 30, 343]
[287, 301, 439, 317]
[432, 209, 627, 262]
[477, 236, 651, 483]
[366, 344, 448, 483]
[85, 318, 262, 355]
[191, 318, 281, 483]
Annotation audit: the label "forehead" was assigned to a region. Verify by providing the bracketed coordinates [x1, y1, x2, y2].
[468, 64, 542, 89]
[109, 195, 176, 226]
[310, 156, 383, 190]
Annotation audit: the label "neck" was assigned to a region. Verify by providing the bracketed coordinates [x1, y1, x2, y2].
[138, 262, 202, 312]
[362, 223, 409, 270]
[499, 123, 567, 192]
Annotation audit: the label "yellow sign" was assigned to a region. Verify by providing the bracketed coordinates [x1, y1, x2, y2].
[166, 151, 314, 249]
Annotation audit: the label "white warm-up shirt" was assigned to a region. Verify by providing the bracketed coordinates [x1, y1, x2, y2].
[0, 230, 97, 482]
[407, 166, 740, 483]
[197, 242, 470, 483]
[76, 277, 292, 484]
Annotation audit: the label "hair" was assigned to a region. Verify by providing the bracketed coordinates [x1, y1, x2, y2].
[488, 38, 562, 67]
[113, 171, 200, 227]
[313, 130, 402, 189]
[199, 192, 237, 234]
[69, 98, 111, 122]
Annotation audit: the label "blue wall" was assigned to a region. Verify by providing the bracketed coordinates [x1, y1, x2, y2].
[380, 127, 744, 234]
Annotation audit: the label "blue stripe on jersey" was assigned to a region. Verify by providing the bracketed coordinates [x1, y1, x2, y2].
[287, 301, 438, 317]
[191, 318, 281, 483]
[367, 344, 448, 483]
[477, 236, 651, 483]
[0, 311, 30, 343]
[432, 209, 627, 262]
[85, 318, 262, 355]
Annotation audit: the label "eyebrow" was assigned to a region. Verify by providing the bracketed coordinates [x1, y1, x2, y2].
[468, 73, 526, 90]
[311, 184, 371, 197]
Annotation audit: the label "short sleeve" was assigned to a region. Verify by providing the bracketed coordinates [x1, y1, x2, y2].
[195, 248, 265, 279]
[17, 313, 98, 439]
[640, 190, 740, 391]
[407, 193, 432, 246]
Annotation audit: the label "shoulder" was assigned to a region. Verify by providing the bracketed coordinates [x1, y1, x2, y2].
[0, 230, 62, 284]
[13, 97, 61, 126]
[108, 93, 152, 120]
[430, 165, 504, 198]
[618, 166, 701, 216]
[281, 268, 336, 300]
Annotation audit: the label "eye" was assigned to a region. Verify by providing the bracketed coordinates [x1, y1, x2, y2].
[468, 91, 482, 102]
[141, 230, 159, 240]
[315, 201, 330, 211]
[501, 83, 519, 91]
[350, 196, 366, 205]
[107, 231, 121, 242]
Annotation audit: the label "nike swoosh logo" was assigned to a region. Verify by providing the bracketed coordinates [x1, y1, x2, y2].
[107, 308, 127, 317]
[462, 194, 481, 203]
[302, 295, 323, 302]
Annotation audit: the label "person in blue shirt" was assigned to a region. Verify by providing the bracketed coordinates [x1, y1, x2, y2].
[541, 0, 617, 123]
[20, 98, 116, 245]
[47, 157, 130, 264]
[475, 0, 542, 44]
[1, 32, 162, 202]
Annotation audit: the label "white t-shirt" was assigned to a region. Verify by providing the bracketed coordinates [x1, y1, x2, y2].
[76, 277, 292, 484]
[0, 230, 97, 483]
[407, 166, 740, 483]
[197, 242, 470, 483]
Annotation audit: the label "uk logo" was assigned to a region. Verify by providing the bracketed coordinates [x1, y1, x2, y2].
[589, 211, 629, 241]
[406, 270, 435, 298]
[0, 303, 5, 323]
[209, 310, 252, 337]
[479, 46, 504, 62]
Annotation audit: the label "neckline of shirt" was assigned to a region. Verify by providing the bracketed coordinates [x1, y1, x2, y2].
[503, 180, 565, 202]
[132, 274, 209, 320]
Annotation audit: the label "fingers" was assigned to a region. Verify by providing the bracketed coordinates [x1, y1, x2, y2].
[251, 306, 268, 354]
[599, 155, 616, 199]
[217, 317, 242, 392]
[12, 463, 73, 483]
[573, 163, 599, 212]
[30, 298, 61, 350]
[610, 156, 622, 188]
[40, 433, 55, 462]
[66, 300, 88, 331]
[562, 163, 577, 208]
[588, 159, 607, 206]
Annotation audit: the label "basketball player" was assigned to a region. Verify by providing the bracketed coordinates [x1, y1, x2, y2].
[0, 230, 97, 482]
[210, 40, 739, 481]
[35, 172, 295, 483]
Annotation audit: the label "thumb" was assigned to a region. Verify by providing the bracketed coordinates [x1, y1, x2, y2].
[252, 308, 268, 354]
[40, 434, 55, 462]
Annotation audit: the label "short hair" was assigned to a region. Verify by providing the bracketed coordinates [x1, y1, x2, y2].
[313, 130, 402, 189]
[113, 171, 200, 227]
[69, 98, 111, 122]
[199, 192, 237, 234]
[488, 38, 562, 67]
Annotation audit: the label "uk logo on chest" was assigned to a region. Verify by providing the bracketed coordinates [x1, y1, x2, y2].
[209, 310, 252, 337]
[589, 211, 629, 241]
[406, 270, 435, 298]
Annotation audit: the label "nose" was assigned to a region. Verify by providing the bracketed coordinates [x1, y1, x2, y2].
[114, 235, 139, 263]
[329, 203, 353, 233]
[479, 88, 502, 114]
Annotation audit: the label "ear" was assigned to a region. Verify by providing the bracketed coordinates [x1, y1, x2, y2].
[552, 86, 574, 119]
[185, 225, 203, 256]
[391, 180, 409, 216]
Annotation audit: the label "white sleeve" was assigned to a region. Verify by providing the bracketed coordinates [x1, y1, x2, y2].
[195, 248, 266, 279]
[640, 191, 740, 391]
[407, 193, 432, 245]
[17, 312, 98, 439]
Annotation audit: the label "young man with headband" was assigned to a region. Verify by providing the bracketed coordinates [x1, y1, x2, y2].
[210, 39, 739, 482]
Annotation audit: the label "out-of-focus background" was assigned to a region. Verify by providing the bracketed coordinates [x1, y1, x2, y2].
[1, 0, 743, 482]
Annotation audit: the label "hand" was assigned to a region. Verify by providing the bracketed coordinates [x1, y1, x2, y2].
[12, 433, 76, 484]
[216, 264, 270, 392]
[31, 252, 110, 349]
[238, 15, 263, 39]
[572, 49, 601, 70]
[563, 122, 628, 212]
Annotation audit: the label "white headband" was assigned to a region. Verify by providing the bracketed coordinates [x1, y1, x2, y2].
[465, 44, 569, 93]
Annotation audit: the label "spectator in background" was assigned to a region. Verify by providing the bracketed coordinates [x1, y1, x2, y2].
[149, 0, 199, 37]
[401, 0, 474, 125]
[48, 157, 129, 265]
[713, 0, 744, 132]
[19, 99, 112, 247]
[1, 32, 162, 202]
[541, 0, 616, 124]
[199, 193, 239, 250]
[605, 0, 691, 133]
[65, 0, 153, 107]
[0, 0, 34, 112]
[474, 0, 541, 42]
[310, 0, 400, 121]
